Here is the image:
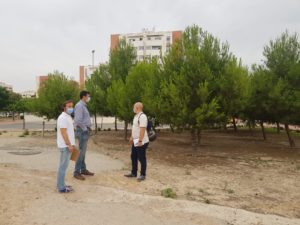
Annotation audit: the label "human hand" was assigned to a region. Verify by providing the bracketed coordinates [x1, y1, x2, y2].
[129, 137, 133, 145]
[67, 145, 74, 152]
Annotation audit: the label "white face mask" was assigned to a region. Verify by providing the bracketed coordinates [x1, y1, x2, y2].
[86, 96, 91, 103]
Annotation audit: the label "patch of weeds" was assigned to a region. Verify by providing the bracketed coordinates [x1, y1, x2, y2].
[296, 165, 300, 171]
[0, 132, 2, 135]
[259, 177, 263, 181]
[185, 191, 193, 197]
[227, 189, 235, 194]
[161, 188, 177, 199]
[3, 130, 7, 133]
[19, 134, 25, 138]
[107, 128, 111, 131]
[198, 188, 210, 195]
[185, 170, 192, 175]
[31, 131, 37, 136]
[223, 181, 234, 194]
[23, 129, 29, 136]
[204, 198, 211, 204]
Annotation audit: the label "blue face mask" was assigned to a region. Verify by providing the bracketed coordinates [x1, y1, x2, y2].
[66, 108, 74, 115]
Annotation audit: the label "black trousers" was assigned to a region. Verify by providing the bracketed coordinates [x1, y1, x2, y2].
[131, 143, 149, 176]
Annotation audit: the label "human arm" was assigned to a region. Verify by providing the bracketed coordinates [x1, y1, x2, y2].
[60, 128, 74, 152]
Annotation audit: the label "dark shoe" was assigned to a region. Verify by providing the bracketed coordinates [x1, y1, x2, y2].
[59, 187, 74, 193]
[137, 175, 146, 182]
[74, 173, 85, 180]
[81, 170, 94, 176]
[124, 173, 137, 178]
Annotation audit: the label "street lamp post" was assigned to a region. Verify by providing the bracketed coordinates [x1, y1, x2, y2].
[91, 49, 97, 133]
[92, 50, 95, 68]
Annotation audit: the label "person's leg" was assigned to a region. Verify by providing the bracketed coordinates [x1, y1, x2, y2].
[80, 131, 89, 172]
[137, 143, 148, 176]
[131, 145, 138, 176]
[57, 148, 71, 191]
[74, 129, 87, 175]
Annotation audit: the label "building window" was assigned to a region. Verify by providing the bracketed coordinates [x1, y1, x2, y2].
[146, 46, 152, 50]
[152, 46, 162, 50]
[147, 37, 151, 40]
[166, 36, 171, 41]
[130, 38, 135, 42]
[154, 36, 162, 40]
[139, 46, 144, 50]
[140, 37, 143, 41]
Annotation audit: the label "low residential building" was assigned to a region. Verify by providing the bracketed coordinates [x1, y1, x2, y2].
[19, 90, 36, 98]
[0, 82, 13, 92]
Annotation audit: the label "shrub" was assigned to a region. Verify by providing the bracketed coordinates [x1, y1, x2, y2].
[161, 188, 177, 198]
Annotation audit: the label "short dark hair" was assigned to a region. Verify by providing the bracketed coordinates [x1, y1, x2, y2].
[62, 100, 73, 111]
[80, 90, 90, 99]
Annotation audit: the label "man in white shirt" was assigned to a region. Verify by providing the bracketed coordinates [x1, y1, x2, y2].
[125, 102, 149, 182]
[56, 100, 76, 193]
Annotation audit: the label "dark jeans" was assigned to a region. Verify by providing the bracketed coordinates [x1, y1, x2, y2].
[131, 142, 149, 176]
[74, 128, 90, 175]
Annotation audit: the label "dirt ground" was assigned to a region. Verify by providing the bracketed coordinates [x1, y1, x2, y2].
[0, 129, 300, 225]
[91, 129, 300, 216]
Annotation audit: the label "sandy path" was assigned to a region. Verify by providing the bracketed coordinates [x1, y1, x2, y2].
[0, 136, 300, 225]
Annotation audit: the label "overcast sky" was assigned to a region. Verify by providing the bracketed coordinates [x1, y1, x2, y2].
[0, 0, 299, 92]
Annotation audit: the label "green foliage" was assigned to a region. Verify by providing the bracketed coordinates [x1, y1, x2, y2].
[161, 188, 177, 198]
[107, 38, 137, 129]
[86, 64, 111, 117]
[262, 31, 300, 125]
[107, 79, 131, 122]
[33, 71, 80, 120]
[217, 58, 249, 123]
[109, 38, 136, 82]
[0, 86, 21, 112]
[0, 86, 10, 110]
[157, 25, 232, 134]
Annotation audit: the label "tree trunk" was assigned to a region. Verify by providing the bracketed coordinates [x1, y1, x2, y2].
[170, 125, 175, 133]
[23, 113, 25, 130]
[248, 121, 253, 136]
[114, 117, 118, 131]
[191, 128, 198, 150]
[94, 114, 97, 134]
[100, 116, 103, 129]
[276, 122, 280, 134]
[232, 117, 237, 132]
[260, 121, 266, 140]
[284, 123, 295, 148]
[12, 111, 15, 121]
[124, 121, 128, 140]
[42, 121, 45, 137]
[197, 128, 201, 145]
[223, 122, 227, 130]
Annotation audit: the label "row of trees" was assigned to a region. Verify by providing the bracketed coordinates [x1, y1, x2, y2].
[4, 25, 298, 148]
[85, 25, 299, 147]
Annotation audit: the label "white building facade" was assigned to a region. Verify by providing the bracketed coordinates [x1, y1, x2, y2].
[111, 30, 182, 61]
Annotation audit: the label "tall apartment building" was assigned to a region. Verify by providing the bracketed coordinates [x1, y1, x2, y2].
[111, 29, 182, 61]
[36, 75, 48, 92]
[79, 65, 97, 88]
